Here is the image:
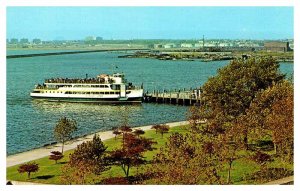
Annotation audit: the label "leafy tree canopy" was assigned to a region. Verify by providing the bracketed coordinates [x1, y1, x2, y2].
[203, 57, 285, 119]
[18, 162, 39, 179]
[54, 117, 77, 153]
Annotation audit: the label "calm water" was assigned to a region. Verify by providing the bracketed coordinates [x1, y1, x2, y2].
[6, 51, 293, 155]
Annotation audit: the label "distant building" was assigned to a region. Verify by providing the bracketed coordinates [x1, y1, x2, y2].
[149, 44, 163, 49]
[32, 38, 42, 44]
[180, 43, 193, 48]
[218, 43, 230, 47]
[204, 42, 217, 47]
[264, 41, 291, 52]
[96, 37, 103, 41]
[20, 38, 29, 44]
[194, 43, 203, 48]
[10, 38, 19, 44]
[163, 44, 176, 49]
[289, 43, 294, 50]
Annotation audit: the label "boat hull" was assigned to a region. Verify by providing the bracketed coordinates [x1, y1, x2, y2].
[30, 95, 143, 103]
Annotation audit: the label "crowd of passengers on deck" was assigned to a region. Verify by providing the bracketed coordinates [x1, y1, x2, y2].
[44, 77, 115, 84]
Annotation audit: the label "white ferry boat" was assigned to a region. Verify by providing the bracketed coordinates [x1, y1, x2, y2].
[30, 73, 143, 103]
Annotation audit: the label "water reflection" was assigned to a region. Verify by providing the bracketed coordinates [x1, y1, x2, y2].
[31, 99, 143, 114]
[31, 99, 143, 129]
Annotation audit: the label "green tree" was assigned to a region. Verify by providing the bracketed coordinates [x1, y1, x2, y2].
[54, 117, 77, 154]
[61, 134, 108, 184]
[218, 131, 239, 184]
[239, 81, 293, 159]
[194, 57, 285, 145]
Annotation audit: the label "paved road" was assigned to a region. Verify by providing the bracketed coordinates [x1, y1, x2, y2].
[264, 176, 294, 185]
[6, 121, 189, 167]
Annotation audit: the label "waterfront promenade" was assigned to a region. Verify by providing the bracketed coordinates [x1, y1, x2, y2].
[7, 121, 189, 167]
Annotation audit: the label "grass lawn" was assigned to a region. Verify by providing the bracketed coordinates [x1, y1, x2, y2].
[6, 125, 293, 184]
[6, 125, 188, 184]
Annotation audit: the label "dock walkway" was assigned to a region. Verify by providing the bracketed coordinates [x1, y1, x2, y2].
[144, 89, 201, 105]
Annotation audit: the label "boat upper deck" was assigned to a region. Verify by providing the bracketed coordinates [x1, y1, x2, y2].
[45, 78, 115, 84]
[44, 73, 128, 84]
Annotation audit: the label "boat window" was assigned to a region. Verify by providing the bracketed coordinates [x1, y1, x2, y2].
[100, 92, 104, 94]
[105, 92, 109, 94]
[111, 84, 121, 90]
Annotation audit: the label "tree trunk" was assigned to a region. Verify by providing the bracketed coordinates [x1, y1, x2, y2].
[28, 172, 31, 179]
[243, 135, 248, 150]
[274, 142, 277, 155]
[121, 164, 127, 176]
[82, 174, 85, 185]
[122, 133, 125, 148]
[62, 139, 65, 154]
[227, 161, 232, 184]
[126, 165, 130, 178]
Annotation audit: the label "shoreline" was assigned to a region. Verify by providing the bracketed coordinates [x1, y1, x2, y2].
[6, 120, 189, 168]
[6, 48, 148, 59]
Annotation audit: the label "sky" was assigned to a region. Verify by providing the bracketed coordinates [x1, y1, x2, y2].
[7, 7, 294, 40]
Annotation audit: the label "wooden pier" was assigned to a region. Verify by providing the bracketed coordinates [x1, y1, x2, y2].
[143, 89, 201, 106]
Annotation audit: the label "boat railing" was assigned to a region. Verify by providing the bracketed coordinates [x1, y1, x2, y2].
[127, 85, 143, 90]
[44, 78, 115, 84]
[35, 85, 58, 90]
